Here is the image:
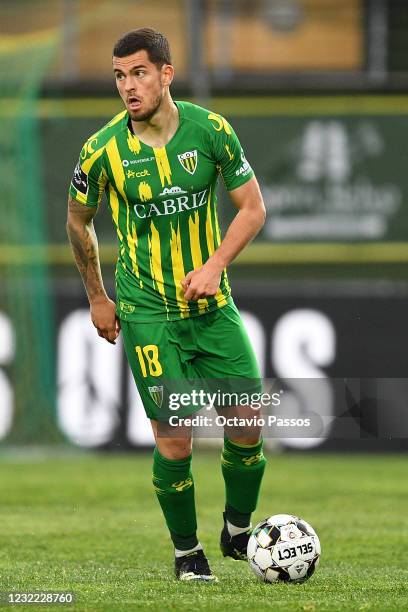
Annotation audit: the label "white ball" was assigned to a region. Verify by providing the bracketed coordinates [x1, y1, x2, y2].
[247, 513, 321, 584]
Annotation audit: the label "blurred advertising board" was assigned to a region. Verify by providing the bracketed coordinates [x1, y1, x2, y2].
[1, 280, 408, 451]
[231, 113, 407, 243]
[40, 98, 408, 248]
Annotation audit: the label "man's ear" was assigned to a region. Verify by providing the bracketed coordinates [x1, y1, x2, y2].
[161, 64, 174, 87]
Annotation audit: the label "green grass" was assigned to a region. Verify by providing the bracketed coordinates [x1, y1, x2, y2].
[0, 451, 407, 611]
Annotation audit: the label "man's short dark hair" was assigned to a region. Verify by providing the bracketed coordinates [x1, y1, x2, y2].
[113, 28, 171, 66]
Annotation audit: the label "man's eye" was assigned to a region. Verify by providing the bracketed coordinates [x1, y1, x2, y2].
[136, 71, 145, 77]
[116, 74, 124, 81]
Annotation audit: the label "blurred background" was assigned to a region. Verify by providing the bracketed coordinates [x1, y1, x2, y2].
[1, 0, 408, 451]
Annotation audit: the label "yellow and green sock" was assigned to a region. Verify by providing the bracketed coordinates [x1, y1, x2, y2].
[221, 437, 267, 529]
[152, 447, 198, 551]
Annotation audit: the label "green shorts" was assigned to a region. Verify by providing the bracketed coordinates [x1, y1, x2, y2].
[121, 300, 261, 421]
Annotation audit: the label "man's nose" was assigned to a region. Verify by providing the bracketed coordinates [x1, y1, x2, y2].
[124, 76, 136, 92]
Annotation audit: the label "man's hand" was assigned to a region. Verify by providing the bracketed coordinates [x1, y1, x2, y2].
[90, 296, 121, 344]
[181, 260, 222, 301]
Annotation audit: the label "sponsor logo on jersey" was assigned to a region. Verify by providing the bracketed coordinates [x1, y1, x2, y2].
[159, 186, 187, 196]
[148, 385, 163, 408]
[71, 163, 88, 195]
[134, 187, 208, 219]
[235, 148, 251, 177]
[122, 156, 155, 167]
[126, 169, 150, 179]
[178, 150, 198, 175]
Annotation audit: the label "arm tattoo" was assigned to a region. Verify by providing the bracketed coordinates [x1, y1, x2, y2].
[66, 196, 107, 302]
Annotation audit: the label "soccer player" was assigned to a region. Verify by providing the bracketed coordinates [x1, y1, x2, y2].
[67, 28, 266, 582]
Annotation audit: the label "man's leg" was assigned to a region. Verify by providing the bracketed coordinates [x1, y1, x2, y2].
[191, 303, 267, 560]
[220, 406, 267, 559]
[150, 420, 217, 581]
[150, 420, 199, 553]
[121, 319, 216, 581]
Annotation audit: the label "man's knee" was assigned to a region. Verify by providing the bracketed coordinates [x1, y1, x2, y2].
[156, 437, 193, 460]
[151, 419, 192, 460]
[227, 432, 261, 446]
[222, 406, 263, 445]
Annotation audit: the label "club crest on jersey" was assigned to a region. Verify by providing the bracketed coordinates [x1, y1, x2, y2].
[148, 385, 163, 408]
[178, 150, 198, 175]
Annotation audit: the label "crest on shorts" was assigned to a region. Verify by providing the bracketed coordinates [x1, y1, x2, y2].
[178, 150, 198, 175]
[148, 385, 163, 408]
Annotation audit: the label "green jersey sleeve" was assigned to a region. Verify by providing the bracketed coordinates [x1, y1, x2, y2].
[69, 138, 107, 207]
[207, 112, 254, 191]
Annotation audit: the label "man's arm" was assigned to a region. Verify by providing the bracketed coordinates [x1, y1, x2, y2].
[66, 195, 120, 344]
[182, 176, 265, 301]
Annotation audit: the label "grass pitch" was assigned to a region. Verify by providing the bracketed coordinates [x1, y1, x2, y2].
[0, 450, 407, 611]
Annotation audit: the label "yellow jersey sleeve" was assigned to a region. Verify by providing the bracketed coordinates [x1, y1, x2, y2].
[69, 138, 107, 206]
[207, 112, 254, 191]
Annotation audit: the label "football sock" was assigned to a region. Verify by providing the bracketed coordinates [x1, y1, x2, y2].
[227, 521, 252, 537]
[174, 543, 203, 558]
[152, 447, 198, 551]
[221, 437, 266, 528]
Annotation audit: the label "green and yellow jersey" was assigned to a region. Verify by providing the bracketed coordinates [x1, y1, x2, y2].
[69, 101, 254, 321]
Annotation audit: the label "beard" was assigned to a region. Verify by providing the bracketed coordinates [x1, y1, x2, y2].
[128, 93, 163, 122]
